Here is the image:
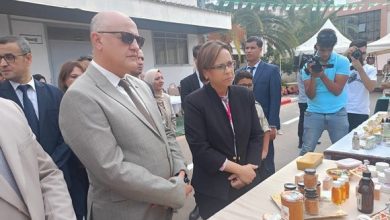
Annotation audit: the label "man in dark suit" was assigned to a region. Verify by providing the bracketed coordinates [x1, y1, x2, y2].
[0, 36, 85, 219]
[180, 45, 203, 111]
[237, 36, 281, 180]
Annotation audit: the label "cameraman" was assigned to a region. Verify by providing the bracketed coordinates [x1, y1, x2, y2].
[300, 29, 350, 156]
[345, 39, 377, 131]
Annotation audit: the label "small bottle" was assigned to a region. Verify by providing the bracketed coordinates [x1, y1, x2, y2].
[304, 188, 319, 216]
[352, 132, 360, 150]
[357, 171, 374, 214]
[340, 175, 350, 200]
[332, 181, 342, 205]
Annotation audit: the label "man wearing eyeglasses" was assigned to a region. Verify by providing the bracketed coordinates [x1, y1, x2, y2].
[59, 11, 192, 220]
[345, 39, 377, 131]
[0, 34, 76, 206]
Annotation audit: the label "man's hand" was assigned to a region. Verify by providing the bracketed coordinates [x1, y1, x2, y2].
[178, 171, 192, 196]
[237, 164, 258, 184]
[184, 184, 193, 197]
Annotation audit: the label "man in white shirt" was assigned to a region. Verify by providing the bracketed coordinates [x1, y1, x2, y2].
[346, 39, 377, 131]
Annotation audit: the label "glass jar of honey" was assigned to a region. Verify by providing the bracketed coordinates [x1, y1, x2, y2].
[281, 191, 304, 220]
[304, 168, 318, 188]
[332, 181, 343, 205]
[304, 188, 319, 216]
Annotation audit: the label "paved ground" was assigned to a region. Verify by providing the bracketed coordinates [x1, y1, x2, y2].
[173, 91, 383, 220]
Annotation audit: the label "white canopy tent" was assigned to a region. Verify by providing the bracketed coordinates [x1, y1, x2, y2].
[367, 33, 390, 55]
[295, 19, 352, 55]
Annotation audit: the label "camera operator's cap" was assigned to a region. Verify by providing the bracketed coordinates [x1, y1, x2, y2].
[316, 28, 337, 48]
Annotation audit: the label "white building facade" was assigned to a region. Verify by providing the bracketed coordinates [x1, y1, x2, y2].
[1, 0, 231, 87]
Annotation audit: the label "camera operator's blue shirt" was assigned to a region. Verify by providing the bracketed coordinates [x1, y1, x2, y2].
[302, 52, 350, 113]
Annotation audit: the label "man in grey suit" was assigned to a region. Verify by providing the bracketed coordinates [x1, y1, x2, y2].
[59, 11, 192, 220]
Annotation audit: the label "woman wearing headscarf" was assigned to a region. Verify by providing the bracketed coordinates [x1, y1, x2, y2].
[144, 68, 176, 132]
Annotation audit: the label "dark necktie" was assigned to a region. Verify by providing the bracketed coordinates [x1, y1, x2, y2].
[17, 85, 39, 138]
[248, 66, 256, 75]
[118, 79, 158, 131]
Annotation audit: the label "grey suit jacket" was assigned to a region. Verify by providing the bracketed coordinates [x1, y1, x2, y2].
[0, 98, 75, 220]
[59, 65, 187, 220]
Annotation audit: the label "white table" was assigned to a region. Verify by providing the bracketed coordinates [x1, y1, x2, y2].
[324, 112, 390, 164]
[169, 95, 181, 115]
[210, 159, 390, 220]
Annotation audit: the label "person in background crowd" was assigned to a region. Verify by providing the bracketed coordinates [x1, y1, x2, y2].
[132, 49, 144, 78]
[32, 73, 46, 83]
[58, 60, 88, 219]
[237, 36, 281, 180]
[345, 39, 377, 131]
[0, 97, 76, 220]
[300, 29, 350, 155]
[297, 70, 308, 149]
[184, 40, 263, 219]
[0, 35, 76, 216]
[59, 11, 191, 220]
[58, 61, 85, 92]
[366, 55, 375, 66]
[144, 68, 176, 132]
[180, 45, 203, 111]
[77, 55, 92, 70]
[234, 70, 270, 162]
[383, 59, 390, 74]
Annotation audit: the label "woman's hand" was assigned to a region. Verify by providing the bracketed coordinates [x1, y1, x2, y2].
[228, 174, 246, 189]
[237, 164, 258, 184]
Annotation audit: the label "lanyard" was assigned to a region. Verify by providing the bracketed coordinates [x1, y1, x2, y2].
[221, 97, 239, 162]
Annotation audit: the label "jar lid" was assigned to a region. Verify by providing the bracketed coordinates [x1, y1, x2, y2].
[281, 191, 304, 202]
[298, 182, 305, 188]
[284, 183, 297, 190]
[304, 188, 318, 198]
[317, 181, 321, 186]
[304, 168, 316, 175]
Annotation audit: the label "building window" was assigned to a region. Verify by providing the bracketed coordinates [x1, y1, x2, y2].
[336, 10, 380, 42]
[152, 32, 189, 65]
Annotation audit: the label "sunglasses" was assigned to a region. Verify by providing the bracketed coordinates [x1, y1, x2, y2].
[98, 31, 145, 48]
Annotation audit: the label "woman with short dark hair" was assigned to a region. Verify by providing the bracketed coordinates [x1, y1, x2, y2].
[184, 40, 263, 219]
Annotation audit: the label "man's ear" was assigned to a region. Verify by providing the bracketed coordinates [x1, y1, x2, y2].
[91, 32, 103, 50]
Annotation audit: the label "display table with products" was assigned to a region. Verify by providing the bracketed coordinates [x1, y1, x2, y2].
[324, 112, 390, 164]
[209, 159, 390, 220]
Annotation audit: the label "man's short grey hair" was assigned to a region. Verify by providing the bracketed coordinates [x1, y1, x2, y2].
[0, 36, 31, 54]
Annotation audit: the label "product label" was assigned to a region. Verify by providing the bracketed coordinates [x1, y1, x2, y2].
[281, 205, 289, 220]
[356, 192, 362, 210]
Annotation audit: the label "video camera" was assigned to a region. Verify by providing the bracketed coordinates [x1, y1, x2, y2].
[301, 51, 334, 75]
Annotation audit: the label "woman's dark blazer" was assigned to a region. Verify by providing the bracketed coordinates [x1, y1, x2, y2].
[184, 83, 264, 200]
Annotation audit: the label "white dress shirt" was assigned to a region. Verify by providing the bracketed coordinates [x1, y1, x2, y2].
[9, 78, 39, 119]
[90, 60, 147, 110]
[246, 60, 261, 78]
